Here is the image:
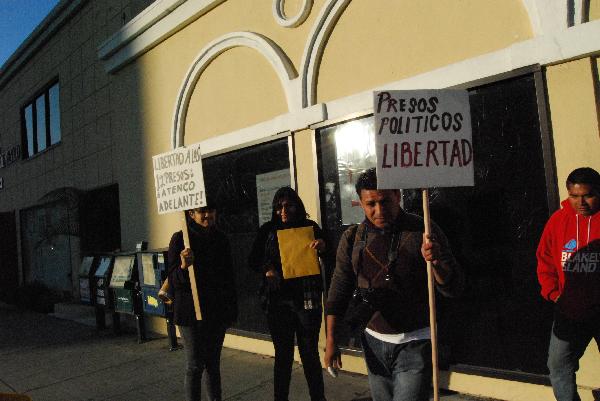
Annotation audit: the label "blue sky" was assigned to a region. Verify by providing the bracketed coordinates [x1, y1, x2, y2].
[0, 0, 60, 68]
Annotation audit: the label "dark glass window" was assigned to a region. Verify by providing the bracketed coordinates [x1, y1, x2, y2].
[317, 74, 553, 374]
[203, 138, 291, 335]
[48, 84, 61, 146]
[35, 95, 47, 151]
[22, 81, 61, 158]
[80, 184, 121, 253]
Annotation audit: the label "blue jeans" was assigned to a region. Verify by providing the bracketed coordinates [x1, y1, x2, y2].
[361, 331, 432, 401]
[179, 321, 227, 401]
[547, 320, 600, 401]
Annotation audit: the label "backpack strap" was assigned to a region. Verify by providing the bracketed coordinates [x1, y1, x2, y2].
[351, 223, 401, 286]
[350, 223, 368, 287]
[387, 231, 400, 265]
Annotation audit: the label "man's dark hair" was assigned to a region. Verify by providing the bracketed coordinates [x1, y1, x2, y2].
[355, 168, 378, 197]
[566, 167, 600, 193]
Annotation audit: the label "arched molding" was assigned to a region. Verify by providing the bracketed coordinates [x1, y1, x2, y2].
[301, 0, 587, 107]
[521, 0, 577, 35]
[521, 0, 591, 35]
[299, 0, 351, 107]
[273, 0, 313, 28]
[172, 31, 298, 148]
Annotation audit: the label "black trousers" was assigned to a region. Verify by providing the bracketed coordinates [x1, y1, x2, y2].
[179, 321, 227, 401]
[267, 303, 326, 401]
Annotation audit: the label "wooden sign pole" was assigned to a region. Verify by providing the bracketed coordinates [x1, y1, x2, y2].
[422, 188, 439, 401]
[181, 212, 202, 321]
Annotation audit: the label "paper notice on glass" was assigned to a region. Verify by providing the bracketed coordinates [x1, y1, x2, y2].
[256, 169, 290, 226]
[142, 254, 156, 287]
[277, 226, 320, 279]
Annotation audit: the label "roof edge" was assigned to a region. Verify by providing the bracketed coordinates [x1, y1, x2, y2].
[0, 0, 89, 90]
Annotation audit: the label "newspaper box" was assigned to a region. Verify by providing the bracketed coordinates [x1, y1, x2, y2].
[78, 256, 97, 305]
[93, 255, 114, 308]
[108, 254, 140, 314]
[138, 249, 169, 316]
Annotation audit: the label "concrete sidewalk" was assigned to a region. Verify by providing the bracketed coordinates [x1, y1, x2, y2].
[0, 303, 497, 401]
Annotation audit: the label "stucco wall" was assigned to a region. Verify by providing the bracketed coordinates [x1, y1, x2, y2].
[545, 57, 600, 201]
[184, 47, 289, 141]
[317, 0, 532, 103]
[590, 0, 600, 20]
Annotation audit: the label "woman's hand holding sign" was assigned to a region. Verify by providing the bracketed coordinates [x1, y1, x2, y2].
[180, 248, 194, 269]
[309, 238, 325, 252]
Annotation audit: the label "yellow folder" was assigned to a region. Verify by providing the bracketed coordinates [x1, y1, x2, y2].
[277, 226, 320, 279]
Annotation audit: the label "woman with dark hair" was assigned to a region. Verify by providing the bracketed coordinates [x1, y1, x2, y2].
[167, 205, 237, 401]
[249, 187, 328, 401]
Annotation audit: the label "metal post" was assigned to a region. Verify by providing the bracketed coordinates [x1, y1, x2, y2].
[95, 305, 106, 329]
[166, 313, 181, 351]
[112, 311, 121, 334]
[135, 313, 146, 344]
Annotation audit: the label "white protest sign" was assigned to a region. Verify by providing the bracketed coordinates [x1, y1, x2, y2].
[374, 90, 474, 189]
[153, 143, 206, 214]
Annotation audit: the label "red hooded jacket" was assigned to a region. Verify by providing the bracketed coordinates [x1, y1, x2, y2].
[536, 199, 600, 321]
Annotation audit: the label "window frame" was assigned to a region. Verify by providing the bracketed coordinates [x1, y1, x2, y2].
[20, 78, 61, 159]
[201, 137, 294, 336]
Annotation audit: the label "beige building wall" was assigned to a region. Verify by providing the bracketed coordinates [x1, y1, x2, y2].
[591, 0, 600, 20]
[185, 47, 289, 140]
[294, 129, 320, 221]
[545, 57, 600, 201]
[317, 0, 532, 103]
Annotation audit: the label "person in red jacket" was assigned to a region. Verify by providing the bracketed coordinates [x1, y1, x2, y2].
[536, 167, 600, 401]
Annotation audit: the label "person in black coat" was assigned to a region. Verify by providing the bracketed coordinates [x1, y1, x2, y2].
[249, 187, 328, 401]
[168, 205, 237, 401]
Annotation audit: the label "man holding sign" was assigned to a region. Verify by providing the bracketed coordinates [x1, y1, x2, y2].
[325, 89, 471, 401]
[324, 168, 464, 401]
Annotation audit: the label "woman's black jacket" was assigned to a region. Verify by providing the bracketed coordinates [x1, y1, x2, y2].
[167, 223, 237, 327]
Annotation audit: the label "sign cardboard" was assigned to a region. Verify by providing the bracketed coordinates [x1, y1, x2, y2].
[152, 143, 205, 320]
[374, 90, 474, 189]
[277, 226, 320, 279]
[153, 143, 206, 214]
